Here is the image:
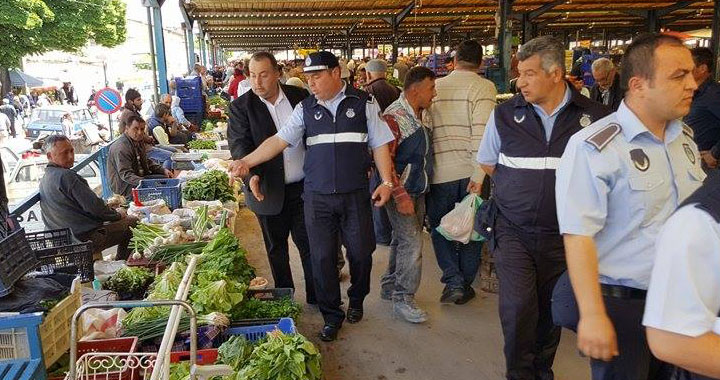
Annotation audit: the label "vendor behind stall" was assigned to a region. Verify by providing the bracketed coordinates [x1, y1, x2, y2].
[147, 104, 190, 145]
[107, 115, 173, 199]
[39, 135, 138, 260]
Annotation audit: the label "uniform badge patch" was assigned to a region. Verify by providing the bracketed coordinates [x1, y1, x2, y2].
[513, 111, 526, 124]
[305, 57, 312, 66]
[683, 143, 696, 165]
[314, 110, 323, 120]
[580, 114, 592, 128]
[630, 149, 650, 172]
[346, 108, 356, 118]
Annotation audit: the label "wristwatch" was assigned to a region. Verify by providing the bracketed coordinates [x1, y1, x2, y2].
[381, 181, 394, 189]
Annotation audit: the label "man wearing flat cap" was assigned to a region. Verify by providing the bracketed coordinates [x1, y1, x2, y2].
[230, 51, 396, 342]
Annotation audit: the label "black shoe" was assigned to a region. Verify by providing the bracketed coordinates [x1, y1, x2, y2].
[319, 323, 340, 342]
[455, 286, 476, 305]
[346, 307, 364, 324]
[440, 287, 464, 304]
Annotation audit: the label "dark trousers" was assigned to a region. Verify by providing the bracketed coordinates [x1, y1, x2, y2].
[426, 178, 483, 289]
[370, 171, 392, 245]
[493, 214, 566, 380]
[77, 216, 138, 260]
[304, 190, 376, 325]
[551, 273, 672, 380]
[255, 181, 315, 304]
[591, 296, 668, 380]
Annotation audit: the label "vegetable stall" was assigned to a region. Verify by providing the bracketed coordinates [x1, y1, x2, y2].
[0, 126, 322, 380]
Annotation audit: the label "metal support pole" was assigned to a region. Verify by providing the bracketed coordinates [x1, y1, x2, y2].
[151, 6, 169, 95]
[391, 24, 399, 63]
[146, 7, 159, 103]
[498, 0, 514, 93]
[648, 9, 660, 32]
[713, 0, 720, 80]
[183, 23, 195, 73]
[199, 30, 207, 66]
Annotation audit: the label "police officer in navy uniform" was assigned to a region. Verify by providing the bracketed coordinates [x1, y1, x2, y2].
[477, 36, 609, 380]
[643, 178, 720, 380]
[230, 51, 395, 342]
[554, 33, 705, 379]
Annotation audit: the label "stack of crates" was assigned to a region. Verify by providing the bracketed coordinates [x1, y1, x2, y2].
[176, 76, 204, 126]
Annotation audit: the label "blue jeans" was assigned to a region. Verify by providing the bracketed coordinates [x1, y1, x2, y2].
[380, 195, 425, 298]
[147, 146, 175, 170]
[426, 178, 483, 290]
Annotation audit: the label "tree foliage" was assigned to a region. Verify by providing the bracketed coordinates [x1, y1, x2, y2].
[0, 0, 127, 68]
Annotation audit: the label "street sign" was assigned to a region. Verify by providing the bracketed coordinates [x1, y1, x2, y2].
[94, 87, 123, 114]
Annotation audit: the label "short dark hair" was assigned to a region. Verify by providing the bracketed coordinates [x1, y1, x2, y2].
[126, 115, 145, 128]
[155, 103, 170, 118]
[403, 66, 436, 91]
[125, 88, 141, 104]
[251, 51, 279, 71]
[455, 40, 484, 67]
[43, 134, 70, 152]
[691, 47, 714, 72]
[620, 33, 685, 91]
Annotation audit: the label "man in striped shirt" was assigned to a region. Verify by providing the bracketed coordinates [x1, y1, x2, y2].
[426, 40, 497, 304]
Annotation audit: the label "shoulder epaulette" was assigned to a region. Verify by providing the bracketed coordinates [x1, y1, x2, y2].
[682, 123, 694, 139]
[585, 123, 621, 151]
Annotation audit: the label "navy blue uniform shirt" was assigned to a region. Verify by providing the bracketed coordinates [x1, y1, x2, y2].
[684, 79, 720, 155]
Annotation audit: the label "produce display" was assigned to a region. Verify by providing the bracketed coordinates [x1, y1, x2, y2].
[65, 141, 323, 379]
[231, 297, 302, 321]
[183, 170, 235, 203]
[102, 266, 155, 300]
[208, 95, 229, 109]
[237, 330, 322, 380]
[188, 139, 217, 150]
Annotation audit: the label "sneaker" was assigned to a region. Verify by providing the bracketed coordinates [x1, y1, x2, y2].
[393, 296, 428, 323]
[380, 287, 394, 301]
[440, 286, 464, 304]
[455, 286, 476, 305]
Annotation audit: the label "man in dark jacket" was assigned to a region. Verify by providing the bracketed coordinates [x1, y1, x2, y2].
[40, 135, 137, 259]
[0, 99, 17, 138]
[118, 89, 144, 134]
[362, 59, 400, 246]
[107, 115, 172, 199]
[684, 47, 720, 171]
[228, 51, 316, 304]
[364, 59, 401, 112]
[589, 58, 623, 111]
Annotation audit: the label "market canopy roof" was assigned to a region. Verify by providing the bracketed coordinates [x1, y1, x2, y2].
[9, 69, 43, 88]
[180, 0, 717, 50]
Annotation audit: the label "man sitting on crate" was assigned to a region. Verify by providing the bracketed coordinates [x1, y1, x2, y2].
[39, 135, 138, 260]
[107, 115, 174, 200]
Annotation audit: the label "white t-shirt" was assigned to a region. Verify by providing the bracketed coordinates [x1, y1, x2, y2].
[643, 204, 720, 336]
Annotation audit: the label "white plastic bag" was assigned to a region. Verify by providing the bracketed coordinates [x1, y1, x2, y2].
[436, 194, 482, 244]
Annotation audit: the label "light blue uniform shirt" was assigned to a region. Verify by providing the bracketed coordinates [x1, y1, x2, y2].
[556, 100, 706, 289]
[477, 85, 572, 165]
[276, 84, 394, 149]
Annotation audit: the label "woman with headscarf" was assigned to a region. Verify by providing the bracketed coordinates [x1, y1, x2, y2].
[171, 96, 192, 128]
[228, 66, 245, 100]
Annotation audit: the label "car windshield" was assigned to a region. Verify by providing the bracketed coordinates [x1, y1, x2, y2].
[14, 162, 96, 182]
[73, 109, 92, 121]
[30, 109, 66, 124]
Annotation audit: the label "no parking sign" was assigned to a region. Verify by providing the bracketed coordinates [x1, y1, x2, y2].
[94, 87, 123, 114]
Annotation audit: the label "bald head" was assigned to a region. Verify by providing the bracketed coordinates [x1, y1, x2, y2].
[160, 94, 172, 107]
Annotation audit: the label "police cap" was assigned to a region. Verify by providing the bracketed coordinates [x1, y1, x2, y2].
[304, 51, 339, 73]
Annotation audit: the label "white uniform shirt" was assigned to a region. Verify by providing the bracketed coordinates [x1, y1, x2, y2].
[258, 87, 305, 184]
[643, 204, 720, 336]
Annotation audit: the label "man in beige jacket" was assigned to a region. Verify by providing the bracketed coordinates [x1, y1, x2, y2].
[426, 40, 497, 304]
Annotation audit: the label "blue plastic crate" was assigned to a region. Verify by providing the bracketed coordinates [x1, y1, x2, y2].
[133, 178, 181, 210]
[224, 318, 296, 343]
[179, 97, 204, 113]
[175, 76, 202, 96]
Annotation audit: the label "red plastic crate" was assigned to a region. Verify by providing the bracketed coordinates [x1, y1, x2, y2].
[170, 348, 218, 365]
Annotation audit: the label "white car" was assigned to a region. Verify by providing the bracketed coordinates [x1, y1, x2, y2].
[4, 148, 102, 231]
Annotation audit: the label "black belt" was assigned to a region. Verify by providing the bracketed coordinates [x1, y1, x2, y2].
[601, 284, 647, 300]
